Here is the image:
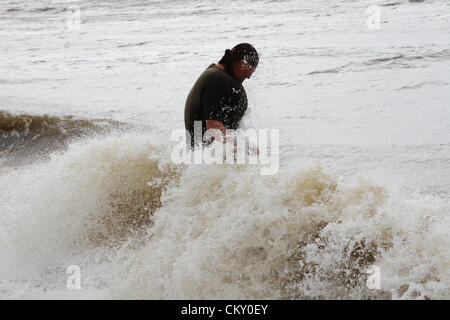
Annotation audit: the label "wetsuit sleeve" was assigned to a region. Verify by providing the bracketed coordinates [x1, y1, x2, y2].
[202, 78, 231, 125]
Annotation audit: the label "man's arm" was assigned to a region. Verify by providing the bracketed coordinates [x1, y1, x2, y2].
[205, 119, 234, 144]
[206, 120, 226, 136]
[206, 120, 258, 155]
[202, 76, 231, 128]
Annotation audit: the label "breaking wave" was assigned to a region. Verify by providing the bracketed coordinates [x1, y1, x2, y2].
[0, 131, 448, 299]
[0, 110, 122, 165]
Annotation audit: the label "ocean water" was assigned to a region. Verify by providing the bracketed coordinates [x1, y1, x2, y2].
[0, 0, 449, 299]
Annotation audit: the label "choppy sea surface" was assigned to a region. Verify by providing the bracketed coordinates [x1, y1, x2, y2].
[0, 0, 449, 299]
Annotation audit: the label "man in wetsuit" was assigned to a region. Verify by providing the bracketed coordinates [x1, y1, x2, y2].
[184, 43, 259, 147]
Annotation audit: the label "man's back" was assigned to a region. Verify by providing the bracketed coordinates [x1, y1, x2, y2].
[184, 63, 247, 146]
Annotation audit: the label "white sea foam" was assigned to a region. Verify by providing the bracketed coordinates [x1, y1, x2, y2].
[0, 132, 448, 299]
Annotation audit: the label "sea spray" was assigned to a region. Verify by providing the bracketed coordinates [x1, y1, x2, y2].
[99, 161, 448, 299]
[0, 132, 180, 296]
[0, 133, 449, 299]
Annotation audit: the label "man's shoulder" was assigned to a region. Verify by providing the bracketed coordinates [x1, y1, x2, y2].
[201, 64, 234, 84]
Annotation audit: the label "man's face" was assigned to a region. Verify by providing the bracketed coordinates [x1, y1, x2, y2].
[232, 60, 256, 83]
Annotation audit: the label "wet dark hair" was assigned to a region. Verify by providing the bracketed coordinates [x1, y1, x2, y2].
[218, 43, 259, 73]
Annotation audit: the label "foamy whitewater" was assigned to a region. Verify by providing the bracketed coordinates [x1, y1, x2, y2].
[0, 0, 449, 299]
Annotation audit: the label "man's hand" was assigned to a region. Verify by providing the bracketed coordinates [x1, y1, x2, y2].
[206, 120, 260, 157]
[206, 120, 233, 145]
[206, 120, 238, 157]
[206, 120, 227, 138]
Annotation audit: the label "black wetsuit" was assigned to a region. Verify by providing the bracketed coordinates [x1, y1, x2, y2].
[184, 64, 248, 146]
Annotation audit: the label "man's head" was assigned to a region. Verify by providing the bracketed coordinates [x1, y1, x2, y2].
[218, 43, 259, 83]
